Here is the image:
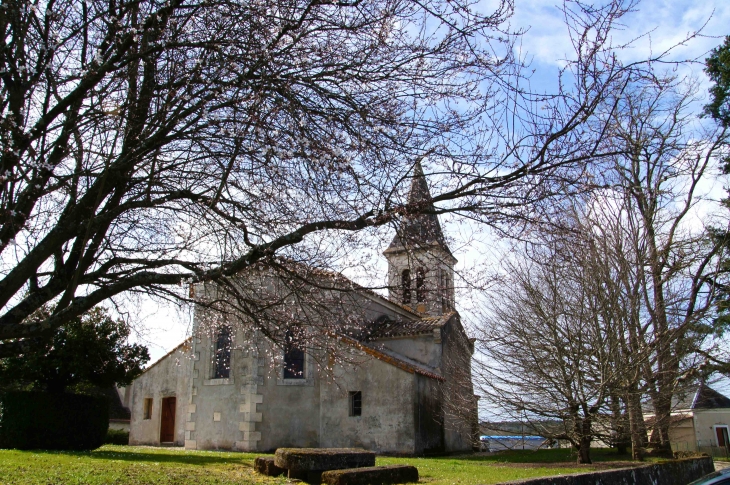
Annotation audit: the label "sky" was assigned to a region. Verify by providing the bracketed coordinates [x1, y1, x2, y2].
[133, 0, 730, 369]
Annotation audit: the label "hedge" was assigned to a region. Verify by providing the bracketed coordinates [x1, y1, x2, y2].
[0, 391, 109, 450]
[104, 428, 130, 445]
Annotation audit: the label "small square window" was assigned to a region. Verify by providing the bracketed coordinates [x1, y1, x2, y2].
[349, 391, 362, 417]
[143, 398, 153, 420]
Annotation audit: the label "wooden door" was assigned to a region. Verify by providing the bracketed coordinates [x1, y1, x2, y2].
[160, 396, 176, 443]
[717, 426, 729, 448]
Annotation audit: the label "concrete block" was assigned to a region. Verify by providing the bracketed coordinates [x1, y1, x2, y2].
[243, 431, 262, 441]
[235, 440, 256, 451]
[487, 457, 714, 485]
[255, 456, 285, 477]
[251, 412, 262, 422]
[321, 465, 419, 485]
[274, 448, 375, 472]
[239, 421, 255, 432]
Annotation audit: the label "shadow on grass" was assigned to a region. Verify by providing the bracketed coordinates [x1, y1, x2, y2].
[20, 446, 260, 467]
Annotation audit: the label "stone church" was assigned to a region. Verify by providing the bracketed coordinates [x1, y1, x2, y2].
[128, 164, 478, 455]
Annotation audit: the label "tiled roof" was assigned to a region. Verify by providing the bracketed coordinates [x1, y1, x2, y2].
[333, 333, 445, 381]
[664, 382, 730, 411]
[359, 312, 454, 340]
[105, 387, 131, 420]
[692, 383, 730, 409]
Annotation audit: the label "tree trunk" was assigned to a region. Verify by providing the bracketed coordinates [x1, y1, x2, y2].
[651, 391, 674, 457]
[577, 435, 592, 464]
[626, 388, 647, 460]
[573, 412, 593, 464]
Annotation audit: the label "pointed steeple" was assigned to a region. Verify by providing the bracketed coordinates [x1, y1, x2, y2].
[383, 162, 456, 316]
[386, 162, 450, 254]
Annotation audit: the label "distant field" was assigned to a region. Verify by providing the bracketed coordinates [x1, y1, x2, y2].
[0, 445, 642, 485]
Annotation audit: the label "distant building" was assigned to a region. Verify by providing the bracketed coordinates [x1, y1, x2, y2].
[127, 163, 478, 454]
[646, 383, 730, 454]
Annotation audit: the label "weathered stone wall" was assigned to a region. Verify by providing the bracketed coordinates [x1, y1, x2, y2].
[319, 341, 418, 454]
[384, 246, 455, 316]
[380, 334, 441, 369]
[414, 373, 444, 454]
[495, 457, 714, 485]
[128, 341, 193, 446]
[440, 315, 475, 452]
[254, 344, 322, 452]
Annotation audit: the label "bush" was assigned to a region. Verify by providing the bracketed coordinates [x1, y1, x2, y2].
[0, 391, 109, 450]
[105, 428, 130, 445]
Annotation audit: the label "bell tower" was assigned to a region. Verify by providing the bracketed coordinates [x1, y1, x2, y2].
[384, 162, 456, 315]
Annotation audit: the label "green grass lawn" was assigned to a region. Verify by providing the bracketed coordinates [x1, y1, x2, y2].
[0, 445, 640, 485]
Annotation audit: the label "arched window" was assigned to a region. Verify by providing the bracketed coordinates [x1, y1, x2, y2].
[213, 325, 232, 379]
[401, 269, 411, 304]
[416, 268, 426, 302]
[284, 328, 305, 379]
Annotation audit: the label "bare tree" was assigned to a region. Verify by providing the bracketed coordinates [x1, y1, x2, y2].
[596, 73, 729, 456]
[474, 226, 627, 464]
[0, 0, 672, 355]
[476, 71, 729, 461]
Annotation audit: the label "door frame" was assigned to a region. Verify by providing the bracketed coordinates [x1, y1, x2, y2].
[713, 424, 729, 447]
[159, 396, 177, 444]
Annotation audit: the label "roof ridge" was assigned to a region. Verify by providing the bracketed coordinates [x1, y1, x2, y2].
[333, 332, 444, 381]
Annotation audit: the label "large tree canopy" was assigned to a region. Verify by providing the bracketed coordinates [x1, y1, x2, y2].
[0, 0, 657, 355]
[0, 306, 149, 393]
[706, 36, 730, 128]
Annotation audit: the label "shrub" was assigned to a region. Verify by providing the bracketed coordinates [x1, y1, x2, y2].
[105, 428, 130, 445]
[0, 391, 109, 450]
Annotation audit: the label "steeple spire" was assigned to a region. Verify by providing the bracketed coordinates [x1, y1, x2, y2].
[383, 162, 456, 315]
[386, 162, 450, 254]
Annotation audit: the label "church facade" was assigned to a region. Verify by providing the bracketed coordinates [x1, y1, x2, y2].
[128, 164, 478, 454]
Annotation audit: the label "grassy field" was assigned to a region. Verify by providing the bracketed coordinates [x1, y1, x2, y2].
[0, 445, 642, 485]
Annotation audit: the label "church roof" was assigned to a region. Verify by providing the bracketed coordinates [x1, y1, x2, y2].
[334, 333, 445, 381]
[385, 162, 452, 257]
[360, 312, 455, 340]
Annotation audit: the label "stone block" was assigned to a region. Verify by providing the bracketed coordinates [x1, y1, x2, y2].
[239, 421, 255, 431]
[274, 448, 375, 472]
[255, 456, 285, 477]
[321, 465, 419, 485]
[185, 421, 196, 431]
